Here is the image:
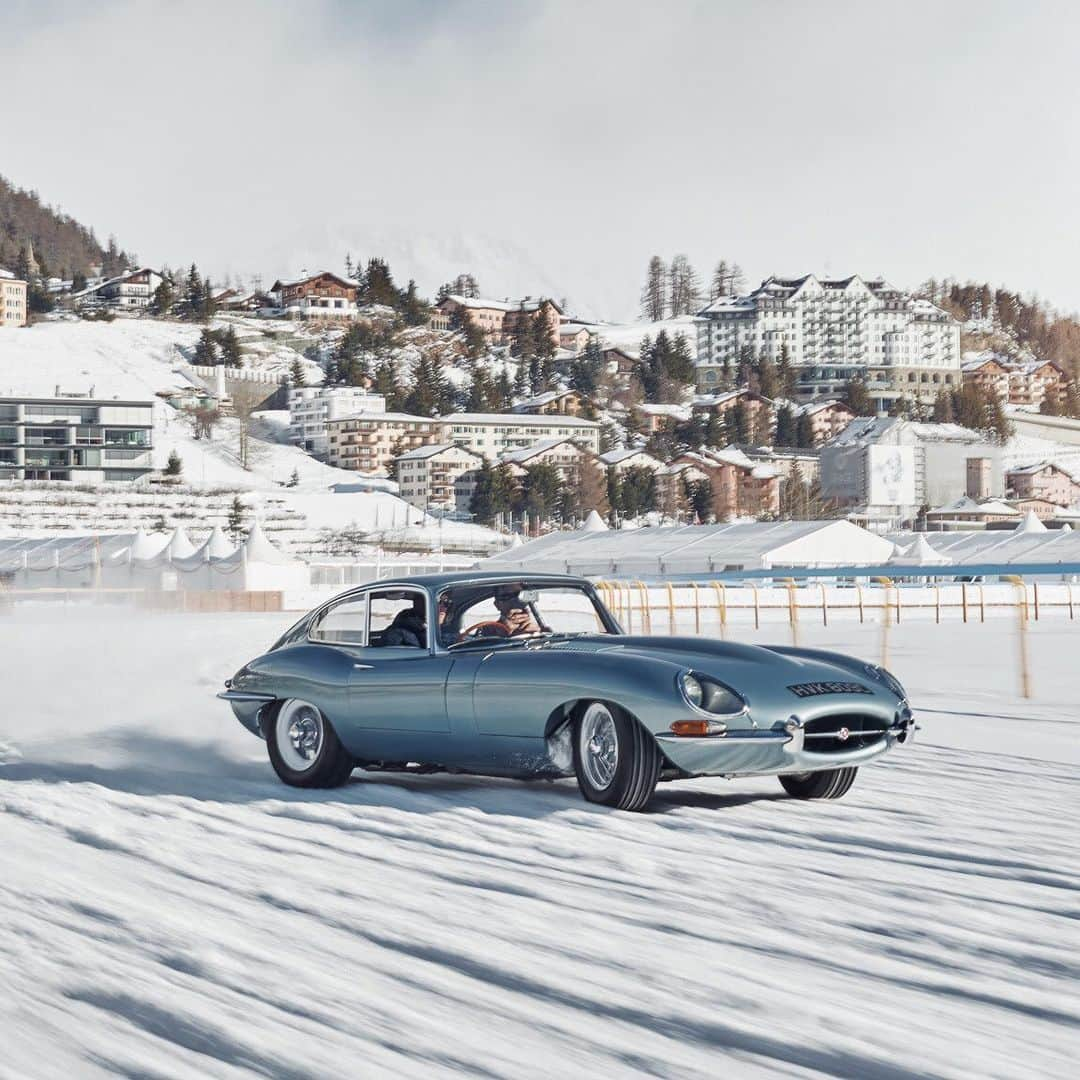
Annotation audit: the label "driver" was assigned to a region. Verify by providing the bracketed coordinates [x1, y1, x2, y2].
[493, 593, 539, 636]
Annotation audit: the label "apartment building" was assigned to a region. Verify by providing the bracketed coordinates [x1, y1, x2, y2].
[328, 410, 602, 474]
[670, 448, 781, 520]
[962, 355, 1067, 410]
[326, 412, 438, 473]
[0, 396, 154, 482]
[0, 269, 28, 327]
[440, 412, 601, 457]
[696, 274, 961, 409]
[395, 443, 483, 513]
[270, 271, 358, 319]
[288, 385, 386, 457]
[435, 295, 563, 348]
[72, 267, 166, 310]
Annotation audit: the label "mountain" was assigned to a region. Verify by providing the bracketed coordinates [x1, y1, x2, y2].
[0, 174, 134, 280]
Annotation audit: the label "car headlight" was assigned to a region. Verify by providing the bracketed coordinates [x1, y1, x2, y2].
[865, 664, 907, 701]
[679, 671, 746, 716]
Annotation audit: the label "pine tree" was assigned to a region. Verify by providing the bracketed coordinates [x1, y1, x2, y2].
[469, 460, 496, 524]
[574, 456, 611, 521]
[219, 325, 242, 368]
[730, 401, 751, 443]
[226, 496, 246, 541]
[842, 377, 873, 416]
[794, 411, 814, 448]
[289, 357, 307, 388]
[287, 467, 300, 488]
[152, 278, 174, 315]
[774, 404, 796, 446]
[164, 450, 183, 476]
[193, 328, 219, 365]
[400, 279, 429, 326]
[640, 256, 667, 321]
[777, 343, 796, 397]
[757, 354, 778, 399]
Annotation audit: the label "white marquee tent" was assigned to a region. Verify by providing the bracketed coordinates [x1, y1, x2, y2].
[483, 520, 897, 577]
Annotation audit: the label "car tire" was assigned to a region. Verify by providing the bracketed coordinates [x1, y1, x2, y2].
[265, 699, 354, 789]
[573, 701, 661, 811]
[779, 767, 858, 800]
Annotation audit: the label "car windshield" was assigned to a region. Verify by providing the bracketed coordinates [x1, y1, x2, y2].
[438, 582, 616, 648]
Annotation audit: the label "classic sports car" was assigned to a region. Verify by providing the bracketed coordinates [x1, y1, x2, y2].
[219, 571, 915, 811]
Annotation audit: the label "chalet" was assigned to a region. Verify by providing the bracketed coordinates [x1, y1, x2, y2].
[72, 267, 166, 310]
[558, 324, 591, 354]
[270, 271, 357, 319]
[793, 399, 856, 445]
[670, 447, 781, 520]
[511, 389, 586, 417]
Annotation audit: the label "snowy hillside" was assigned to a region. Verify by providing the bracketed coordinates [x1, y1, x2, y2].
[1, 608, 1077, 1078]
[0, 320, 504, 552]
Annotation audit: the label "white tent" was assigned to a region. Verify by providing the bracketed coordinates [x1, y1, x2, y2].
[165, 526, 197, 559]
[1015, 510, 1048, 534]
[582, 510, 608, 532]
[888, 534, 953, 566]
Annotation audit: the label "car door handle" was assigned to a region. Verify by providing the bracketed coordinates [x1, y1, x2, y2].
[353, 663, 374, 670]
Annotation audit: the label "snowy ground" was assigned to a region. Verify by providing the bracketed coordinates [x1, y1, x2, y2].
[2, 608, 1078, 1078]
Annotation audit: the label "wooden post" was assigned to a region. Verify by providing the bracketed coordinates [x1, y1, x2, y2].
[961, 582, 968, 624]
[692, 583, 701, 635]
[856, 582, 865, 624]
[934, 584, 941, 625]
[1005, 575, 1032, 699]
[751, 583, 760, 630]
[712, 582, 727, 640]
[873, 576, 892, 668]
[666, 582, 676, 635]
[820, 582, 828, 627]
[781, 578, 799, 645]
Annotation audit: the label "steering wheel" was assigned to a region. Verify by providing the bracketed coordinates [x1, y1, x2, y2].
[457, 620, 510, 642]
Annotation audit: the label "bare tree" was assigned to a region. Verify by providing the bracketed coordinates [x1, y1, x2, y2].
[184, 404, 221, 441]
[229, 382, 267, 470]
[640, 255, 667, 321]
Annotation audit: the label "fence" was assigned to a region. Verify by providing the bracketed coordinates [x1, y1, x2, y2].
[592, 577, 1075, 698]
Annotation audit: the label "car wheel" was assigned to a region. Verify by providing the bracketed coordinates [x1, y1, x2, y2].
[573, 701, 661, 811]
[779, 767, 858, 800]
[265, 699, 354, 789]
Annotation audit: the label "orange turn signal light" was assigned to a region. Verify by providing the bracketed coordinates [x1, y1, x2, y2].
[670, 719, 711, 737]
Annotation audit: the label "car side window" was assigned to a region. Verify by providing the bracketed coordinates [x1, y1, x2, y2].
[310, 594, 368, 645]
[369, 590, 428, 649]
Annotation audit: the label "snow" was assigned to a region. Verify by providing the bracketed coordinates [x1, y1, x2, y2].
[1, 605, 1078, 1077]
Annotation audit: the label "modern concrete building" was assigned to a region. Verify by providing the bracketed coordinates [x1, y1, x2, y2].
[696, 274, 961, 410]
[288, 385, 386, 457]
[394, 443, 483, 513]
[0, 268, 28, 327]
[0, 396, 154, 482]
[820, 416, 1003, 522]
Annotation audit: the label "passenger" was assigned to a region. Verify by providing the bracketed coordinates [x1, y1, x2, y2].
[384, 597, 427, 647]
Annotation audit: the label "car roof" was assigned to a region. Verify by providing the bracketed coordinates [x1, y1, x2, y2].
[367, 570, 590, 592]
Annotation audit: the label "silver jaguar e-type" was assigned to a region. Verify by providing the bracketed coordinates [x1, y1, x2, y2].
[219, 571, 915, 810]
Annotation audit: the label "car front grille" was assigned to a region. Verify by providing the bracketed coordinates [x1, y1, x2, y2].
[802, 715, 887, 753]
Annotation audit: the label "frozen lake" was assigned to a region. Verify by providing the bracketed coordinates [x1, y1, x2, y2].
[2, 606, 1078, 1078]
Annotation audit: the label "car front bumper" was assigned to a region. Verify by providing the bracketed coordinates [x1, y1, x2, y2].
[654, 709, 916, 777]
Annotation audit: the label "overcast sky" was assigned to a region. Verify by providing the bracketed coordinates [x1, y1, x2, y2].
[4, 0, 1079, 319]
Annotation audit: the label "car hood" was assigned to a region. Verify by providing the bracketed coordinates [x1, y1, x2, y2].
[544, 634, 893, 705]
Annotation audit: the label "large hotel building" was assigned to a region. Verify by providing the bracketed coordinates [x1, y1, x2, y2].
[696, 274, 961, 411]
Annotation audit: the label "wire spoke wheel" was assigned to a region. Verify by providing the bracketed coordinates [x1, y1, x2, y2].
[579, 702, 620, 791]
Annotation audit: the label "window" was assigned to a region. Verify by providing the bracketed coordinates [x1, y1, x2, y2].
[310, 593, 368, 645]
